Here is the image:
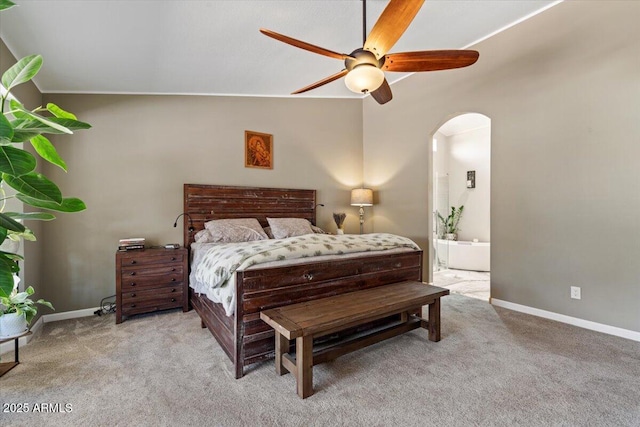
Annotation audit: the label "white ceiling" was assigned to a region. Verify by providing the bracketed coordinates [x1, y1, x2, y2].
[0, 0, 560, 99]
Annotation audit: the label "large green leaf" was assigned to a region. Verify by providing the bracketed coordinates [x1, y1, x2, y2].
[0, 257, 18, 298]
[0, 227, 7, 243]
[5, 211, 56, 221]
[48, 117, 91, 131]
[16, 194, 86, 213]
[30, 135, 67, 171]
[10, 130, 38, 143]
[9, 99, 29, 120]
[11, 116, 90, 136]
[0, 113, 14, 142]
[0, 0, 16, 12]
[21, 110, 72, 134]
[11, 117, 69, 135]
[0, 252, 21, 266]
[0, 266, 14, 298]
[47, 103, 77, 120]
[0, 212, 26, 232]
[3, 172, 63, 203]
[1, 54, 42, 92]
[0, 145, 37, 176]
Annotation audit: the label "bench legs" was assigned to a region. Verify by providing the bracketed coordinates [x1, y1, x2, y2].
[422, 297, 442, 342]
[275, 332, 315, 399]
[272, 296, 443, 399]
[296, 336, 314, 399]
[275, 332, 289, 376]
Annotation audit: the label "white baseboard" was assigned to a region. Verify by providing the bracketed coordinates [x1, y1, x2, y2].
[42, 307, 100, 323]
[1, 307, 99, 356]
[491, 298, 640, 342]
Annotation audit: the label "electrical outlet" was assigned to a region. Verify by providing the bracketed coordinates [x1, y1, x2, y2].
[570, 286, 581, 300]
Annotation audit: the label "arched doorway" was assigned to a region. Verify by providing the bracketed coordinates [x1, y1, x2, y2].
[428, 113, 491, 301]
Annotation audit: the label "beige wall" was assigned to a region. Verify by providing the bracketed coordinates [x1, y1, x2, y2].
[41, 94, 363, 312]
[364, 1, 640, 332]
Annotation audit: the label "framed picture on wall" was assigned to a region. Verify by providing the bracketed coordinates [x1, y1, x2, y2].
[245, 130, 273, 169]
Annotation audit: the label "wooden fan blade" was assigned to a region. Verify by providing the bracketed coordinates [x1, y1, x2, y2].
[370, 78, 393, 105]
[260, 28, 349, 61]
[292, 69, 349, 94]
[364, 0, 425, 59]
[383, 50, 479, 72]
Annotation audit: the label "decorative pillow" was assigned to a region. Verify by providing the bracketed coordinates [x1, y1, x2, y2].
[203, 218, 268, 243]
[267, 217, 314, 239]
[194, 229, 214, 243]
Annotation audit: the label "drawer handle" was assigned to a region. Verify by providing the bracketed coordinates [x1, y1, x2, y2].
[171, 288, 176, 293]
[130, 260, 137, 265]
[395, 262, 402, 268]
[171, 257, 176, 261]
[130, 304, 136, 308]
[130, 282, 136, 287]
[130, 272, 136, 276]
[171, 268, 176, 272]
[171, 278, 176, 282]
[130, 293, 136, 297]
[303, 273, 313, 281]
[171, 298, 176, 302]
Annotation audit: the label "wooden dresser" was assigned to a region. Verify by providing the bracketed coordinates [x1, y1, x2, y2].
[115, 247, 188, 324]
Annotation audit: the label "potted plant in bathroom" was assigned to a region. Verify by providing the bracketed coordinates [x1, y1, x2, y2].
[437, 205, 464, 241]
[0, 1, 91, 307]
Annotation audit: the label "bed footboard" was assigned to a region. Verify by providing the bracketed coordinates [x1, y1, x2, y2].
[192, 250, 422, 378]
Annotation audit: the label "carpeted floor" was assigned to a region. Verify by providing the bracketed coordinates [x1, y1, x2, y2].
[1, 294, 639, 426]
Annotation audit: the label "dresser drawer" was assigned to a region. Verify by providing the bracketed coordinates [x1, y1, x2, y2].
[121, 273, 184, 291]
[121, 263, 183, 277]
[118, 251, 185, 268]
[121, 298, 183, 316]
[122, 286, 182, 303]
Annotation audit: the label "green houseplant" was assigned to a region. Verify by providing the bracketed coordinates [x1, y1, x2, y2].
[437, 205, 464, 241]
[0, 0, 90, 316]
[0, 284, 53, 336]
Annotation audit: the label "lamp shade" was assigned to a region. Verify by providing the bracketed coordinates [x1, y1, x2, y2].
[350, 188, 373, 206]
[344, 64, 384, 94]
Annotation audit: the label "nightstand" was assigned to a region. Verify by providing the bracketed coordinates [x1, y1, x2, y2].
[115, 247, 188, 324]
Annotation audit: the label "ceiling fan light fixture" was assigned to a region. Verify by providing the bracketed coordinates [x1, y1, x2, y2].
[344, 64, 384, 94]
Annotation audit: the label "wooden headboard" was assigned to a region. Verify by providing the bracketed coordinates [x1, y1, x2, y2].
[183, 184, 317, 247]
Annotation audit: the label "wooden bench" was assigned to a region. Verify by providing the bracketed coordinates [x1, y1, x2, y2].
[260, 281, 449, 398]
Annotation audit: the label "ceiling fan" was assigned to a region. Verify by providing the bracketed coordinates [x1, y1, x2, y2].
[260, 0, 479, 105]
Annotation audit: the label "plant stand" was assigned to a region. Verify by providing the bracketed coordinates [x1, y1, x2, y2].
[0, 330, 31, 377]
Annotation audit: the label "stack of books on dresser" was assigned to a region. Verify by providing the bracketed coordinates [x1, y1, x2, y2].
[118, 238, 146, 251]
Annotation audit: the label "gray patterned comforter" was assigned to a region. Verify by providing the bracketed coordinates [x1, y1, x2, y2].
[190, 233, 420, 316]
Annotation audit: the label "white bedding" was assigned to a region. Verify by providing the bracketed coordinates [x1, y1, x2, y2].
[189, 233, 420, 316]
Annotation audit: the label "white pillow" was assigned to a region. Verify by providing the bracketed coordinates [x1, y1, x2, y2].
[194, 229, 213, 243]
[203, 218, 268, 243]
[266, 217, 314, 239]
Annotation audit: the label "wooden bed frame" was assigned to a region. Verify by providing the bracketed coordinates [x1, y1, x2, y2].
[183, 184, 423, 378]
